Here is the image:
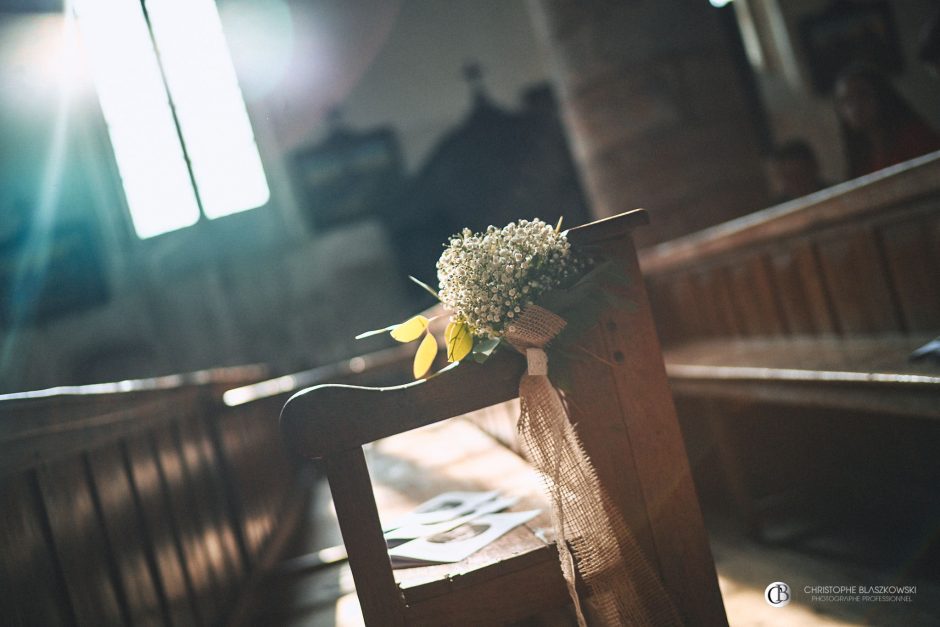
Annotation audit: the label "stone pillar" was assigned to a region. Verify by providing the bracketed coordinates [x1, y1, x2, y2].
[529, 0, 769, 247]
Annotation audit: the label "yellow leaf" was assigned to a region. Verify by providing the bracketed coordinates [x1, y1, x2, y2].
[413, 332, 438, 379]
[445, 321, 473, 362]
[390, 315, 429, 342]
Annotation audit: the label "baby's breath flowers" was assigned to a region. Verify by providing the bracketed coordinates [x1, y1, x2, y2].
[356, 217, 586, 379]
[437, 219, 579, 339]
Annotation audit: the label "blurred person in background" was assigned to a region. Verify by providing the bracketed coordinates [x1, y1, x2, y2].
[835, 65, 940, 179]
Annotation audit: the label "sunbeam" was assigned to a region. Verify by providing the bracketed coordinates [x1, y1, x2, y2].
[0, 4, 80, 382]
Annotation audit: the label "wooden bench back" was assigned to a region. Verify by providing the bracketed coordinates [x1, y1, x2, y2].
[642, 152, 940, 346]
[0, 365, 298, 626]
[282, 210, 727, 626]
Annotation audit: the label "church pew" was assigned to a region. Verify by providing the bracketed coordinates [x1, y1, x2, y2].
[639, 151, 940, 548]
[0, 365, 306, 627]
[279, 211, 727, 626]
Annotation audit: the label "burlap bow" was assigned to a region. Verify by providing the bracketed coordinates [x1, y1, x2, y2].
[505, 306, 681, 626]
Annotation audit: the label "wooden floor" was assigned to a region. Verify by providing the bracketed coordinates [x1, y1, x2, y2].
[244, 421, 940, 626]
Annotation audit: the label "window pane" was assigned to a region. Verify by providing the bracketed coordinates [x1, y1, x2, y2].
[74, 0, 201, 239]
[145, 0, 270, 219]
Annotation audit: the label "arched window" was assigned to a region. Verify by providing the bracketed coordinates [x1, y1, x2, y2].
[74, 0, 269, 239]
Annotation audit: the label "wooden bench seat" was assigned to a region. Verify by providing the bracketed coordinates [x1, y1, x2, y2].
[366, 418, 567, 625]
[665, 334, 940, 419]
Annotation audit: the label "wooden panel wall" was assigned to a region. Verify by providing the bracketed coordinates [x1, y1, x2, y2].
[0, 475, 75, 626]
[645, 198, 940, 346]
[0, 377, 299, 627]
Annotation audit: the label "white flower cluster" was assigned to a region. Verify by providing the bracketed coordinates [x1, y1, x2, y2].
[436, 219, 579, 338]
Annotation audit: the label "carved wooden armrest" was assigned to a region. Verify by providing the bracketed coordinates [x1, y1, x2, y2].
[280, 350, 525, 459]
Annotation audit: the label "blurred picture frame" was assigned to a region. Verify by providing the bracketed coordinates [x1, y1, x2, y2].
[290, 124, 405, 232]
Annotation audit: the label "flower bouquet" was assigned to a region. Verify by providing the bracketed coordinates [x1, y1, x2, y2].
[358, 217, 626, 383]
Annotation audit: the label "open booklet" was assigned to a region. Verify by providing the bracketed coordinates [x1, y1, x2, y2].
[382, 490, 540, 568]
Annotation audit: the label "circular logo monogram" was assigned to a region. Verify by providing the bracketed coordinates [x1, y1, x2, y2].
[765, 582, 791, 607]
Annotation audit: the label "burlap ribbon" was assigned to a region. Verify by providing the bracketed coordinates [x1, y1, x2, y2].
[505, 306, 682, 626]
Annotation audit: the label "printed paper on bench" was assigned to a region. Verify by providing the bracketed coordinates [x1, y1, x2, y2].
[380, 490, 499, 532]
[384, 495, 519, 542]
[389, 510, 540, 567]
